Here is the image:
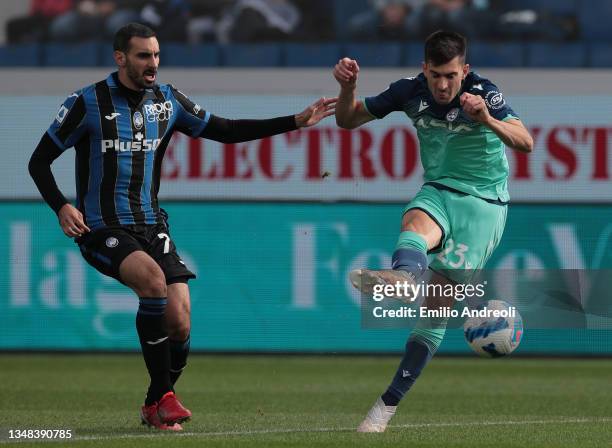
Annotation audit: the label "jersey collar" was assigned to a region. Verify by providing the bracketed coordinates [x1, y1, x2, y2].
[107, 72, 158, 107]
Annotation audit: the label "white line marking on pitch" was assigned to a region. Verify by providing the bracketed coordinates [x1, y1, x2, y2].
[2, 417, 611, 444]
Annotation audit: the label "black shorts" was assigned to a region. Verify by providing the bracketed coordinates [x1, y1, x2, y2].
[76, 221, 195, 285]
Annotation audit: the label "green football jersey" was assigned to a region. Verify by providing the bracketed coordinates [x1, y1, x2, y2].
[364, 72, 517, 202]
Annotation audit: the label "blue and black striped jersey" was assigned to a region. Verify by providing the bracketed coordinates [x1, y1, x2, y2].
[46, 72, 210, 230]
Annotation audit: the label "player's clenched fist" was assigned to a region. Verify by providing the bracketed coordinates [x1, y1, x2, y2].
[460, 92, 491, 124]
[333, 58, 360, 88]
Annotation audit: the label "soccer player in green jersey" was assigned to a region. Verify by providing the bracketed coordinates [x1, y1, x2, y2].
[333, 30, 533, 432]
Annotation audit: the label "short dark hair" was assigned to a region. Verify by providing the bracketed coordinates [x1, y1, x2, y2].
[113, 23, 156, 52]
[424, 30, 467, 66]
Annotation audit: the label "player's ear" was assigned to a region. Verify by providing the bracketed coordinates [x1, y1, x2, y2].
[462, 63, 470, 79]
[114, 50, 126, 67]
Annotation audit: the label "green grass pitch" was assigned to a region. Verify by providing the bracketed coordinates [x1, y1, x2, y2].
[0, 355, 610, 447]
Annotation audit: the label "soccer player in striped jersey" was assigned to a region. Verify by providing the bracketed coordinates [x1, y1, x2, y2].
[28, 22, 336, 431]
[333, 30, 533, 432]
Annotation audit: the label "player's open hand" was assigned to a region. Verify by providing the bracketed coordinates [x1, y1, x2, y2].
[295, 97, 338, 128]
[333, 58, 360, 89]
[460, 92, 491, 124]
[58, 203, 90, 238]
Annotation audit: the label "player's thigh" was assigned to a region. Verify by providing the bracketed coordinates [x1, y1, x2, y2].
[402, 185, 450, 251]
[401, 209, 444, 251]
[146, 223, 196, 285]
[78, 227, 143, 283]
[430, 192, 507, 280]
[119, 250, 167, 297]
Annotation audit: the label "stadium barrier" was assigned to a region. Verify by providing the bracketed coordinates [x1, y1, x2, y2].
[0, 41, 611, 68]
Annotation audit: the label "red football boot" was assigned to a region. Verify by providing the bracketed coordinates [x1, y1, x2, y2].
[140, 403, 183, 431]
[157, 391, 192, 425]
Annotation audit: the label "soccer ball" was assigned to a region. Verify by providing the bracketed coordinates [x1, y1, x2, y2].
[463, 300, 523, 357]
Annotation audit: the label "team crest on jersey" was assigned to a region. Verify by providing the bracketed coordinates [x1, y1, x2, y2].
[446, 108, 460, 122]
[144, 101, 174, 123]
[485, 91, 505, 110]
[133, 111, 144, 130]
[105, 237, 119, 248]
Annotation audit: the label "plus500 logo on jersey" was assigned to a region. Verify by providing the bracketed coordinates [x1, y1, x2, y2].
[144, 101, 173, 122]
[101, 138, 161, 153]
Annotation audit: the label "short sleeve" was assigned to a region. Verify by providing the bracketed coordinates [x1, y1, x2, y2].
[46, 92, 87, 151]
[478, 80, 518, 121]
[364, 78, 416, 119]
[170, 85, 211, 137]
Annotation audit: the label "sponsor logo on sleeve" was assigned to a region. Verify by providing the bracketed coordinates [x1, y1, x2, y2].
[485, 91, 505, 110]
[56, 105, 69, 124]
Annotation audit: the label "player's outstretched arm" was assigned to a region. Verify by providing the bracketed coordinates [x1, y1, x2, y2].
[28, 133, 90, 238]
[199, 97, 336, 144]
[333, 58, 375, 129]
[460, 92, 534, 153]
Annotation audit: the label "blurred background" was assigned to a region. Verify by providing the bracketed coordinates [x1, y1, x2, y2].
[0, 0, 609, 67]
[1, 0, 611, 356]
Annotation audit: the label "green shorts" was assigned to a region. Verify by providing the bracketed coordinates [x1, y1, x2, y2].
[403, 183, 507, 283]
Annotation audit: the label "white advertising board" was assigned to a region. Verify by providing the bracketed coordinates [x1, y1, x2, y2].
[1, 90, 610, 202]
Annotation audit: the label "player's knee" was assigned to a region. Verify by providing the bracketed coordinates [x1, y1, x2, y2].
[148, 275, 167, 297]
[401, 210, 443, 248]
[401, 219, 430, 238]
[137, 272, 167, 297]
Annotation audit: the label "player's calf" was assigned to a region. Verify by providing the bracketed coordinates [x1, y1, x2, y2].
[169, 337, 190, 386]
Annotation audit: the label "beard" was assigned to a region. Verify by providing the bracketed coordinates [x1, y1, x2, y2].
[126, 61, 155, 89]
